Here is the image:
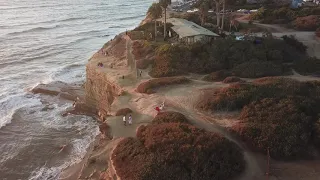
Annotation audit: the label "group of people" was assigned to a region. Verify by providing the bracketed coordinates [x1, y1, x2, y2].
[97, 62, 104, 67]
[123, 114, 132, 126]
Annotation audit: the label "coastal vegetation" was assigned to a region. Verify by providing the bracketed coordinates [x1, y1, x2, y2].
[152, 111, 189, 124]
[222, 76, 245, 83]
[112, 122, 245, 180]
[294, 57, 320, 75]
[250, 6, 320, 30]
[150, 37, 306, 78]
[115, 108, 133, 116]
[196, 77, 320, 159]
[202, 70, 231, 82]
[136, 76, 190, 94]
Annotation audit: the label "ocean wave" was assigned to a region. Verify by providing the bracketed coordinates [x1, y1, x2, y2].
[28, 127, 99, 180]
[59, 17, 86, 22]
[0, 94, 41, 129]
[6, 25, 63, 36]
[109, 25, 124, 29]
[117, 14, 145, 21]
[21, 49, 69, 63]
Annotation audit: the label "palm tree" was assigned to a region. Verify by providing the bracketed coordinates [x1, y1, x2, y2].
[221, 0, 225, 30]
[199, 2, 209, 26]
[214, 0, 220, 28]
[159, 0, 171, 39]
[148, 3, 162, 41]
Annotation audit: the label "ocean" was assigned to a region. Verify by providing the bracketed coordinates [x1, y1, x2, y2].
[0, 0, 153, 179]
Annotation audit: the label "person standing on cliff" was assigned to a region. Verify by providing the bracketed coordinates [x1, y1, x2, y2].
[123, 115, 126, 126]
[128, 115, 132, 125]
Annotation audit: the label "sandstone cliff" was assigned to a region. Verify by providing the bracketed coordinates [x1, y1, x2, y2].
[85, 34, 129, 121]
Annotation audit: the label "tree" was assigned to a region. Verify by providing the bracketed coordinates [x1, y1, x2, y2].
[160, 0, 172, 39]
[214, 0, 221, 28]
[148, 3, 162, 41]
[221, 0, 225, 30]
[199, 2, 209, 26]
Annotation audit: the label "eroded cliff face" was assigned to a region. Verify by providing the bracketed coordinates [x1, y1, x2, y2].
[85, 64, 123, 121]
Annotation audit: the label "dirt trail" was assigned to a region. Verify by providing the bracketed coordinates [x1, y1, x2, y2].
[153, 81, 265, 180]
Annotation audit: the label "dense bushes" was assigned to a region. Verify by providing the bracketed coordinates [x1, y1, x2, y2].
[196, 77, 320, 159]
[132, 41, 155, 69]
[152, 111, 189, 124]
[197, 77, 320, 111]
[294, 15, 320, 31]
[294, 57, 320, 75]
[202, 70, 231, 82]
[136, 76, 190, 94]
[223, 76, 245, 83]
[233, 97, 318, 159]
[282, 35, 307, 53]
[115, 108, 133, 116]
[150, 38, 306, 78]
[134, 22, 173, 40]
[112, 123, 245, 180]
[232, 61, 283, 78]
[250, 6, 320, 25]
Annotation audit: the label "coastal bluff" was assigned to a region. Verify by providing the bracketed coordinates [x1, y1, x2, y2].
[85, 34, 129, 121]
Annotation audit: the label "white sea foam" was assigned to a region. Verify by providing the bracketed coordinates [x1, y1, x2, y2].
[28, 117, 100, 180]
[0, 94, 41, 129]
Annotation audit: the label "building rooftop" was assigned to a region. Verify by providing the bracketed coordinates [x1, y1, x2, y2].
[166, 18, 219, 38]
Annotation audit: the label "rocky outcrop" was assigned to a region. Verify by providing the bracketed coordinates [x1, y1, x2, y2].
[85, 64, 123, 121]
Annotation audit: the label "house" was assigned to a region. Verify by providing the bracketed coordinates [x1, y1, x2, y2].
[165, 18, 220, 44]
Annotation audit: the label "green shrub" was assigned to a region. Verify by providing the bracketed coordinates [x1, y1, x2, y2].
[234, 97, 318, 159]
[152, 111, 189, 124]
[202, 70, 231, 82]
[222, 76, 245, 84]
[294, 15, 320, 31]
[196, 77, 320, 111]
[112, 123, 245, 180]
[232, 61, 283, 78]
[282, 35, 307, 53]
[115, 108, 133, 116]
[150, 38, 306, 78]
[294, 57, 320, 75]
[136, 76, 190, 94]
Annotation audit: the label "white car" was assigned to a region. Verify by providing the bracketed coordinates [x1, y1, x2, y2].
[208, 9, 214, 13]
[187, 10, 193, 13]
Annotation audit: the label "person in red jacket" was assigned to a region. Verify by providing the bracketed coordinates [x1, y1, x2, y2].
[155, 106, 160, 114]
